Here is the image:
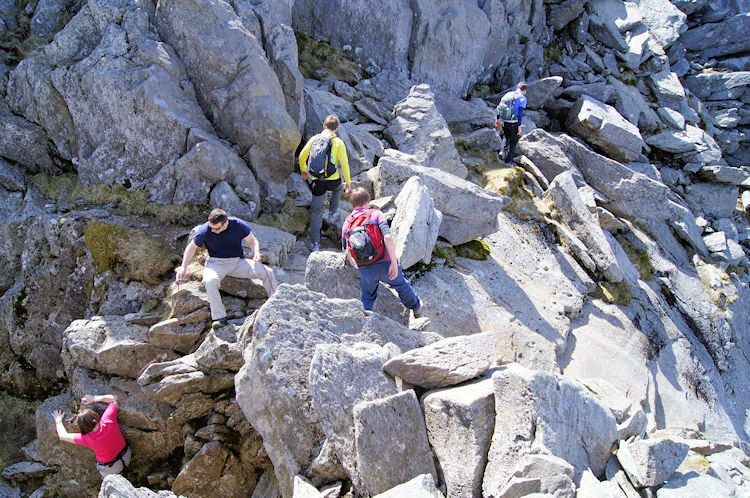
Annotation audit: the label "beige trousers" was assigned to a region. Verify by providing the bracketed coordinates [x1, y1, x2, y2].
[203, 257, 278, 320]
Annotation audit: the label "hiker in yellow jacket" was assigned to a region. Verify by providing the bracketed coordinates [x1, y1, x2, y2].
[299, 115, 352, 252]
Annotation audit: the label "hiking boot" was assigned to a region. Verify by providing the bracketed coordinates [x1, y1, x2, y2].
[212, 317, 229, 328]
[308, 241, 320, 252]
[412, 299, 424, 318]
[329, 211, 341, 223]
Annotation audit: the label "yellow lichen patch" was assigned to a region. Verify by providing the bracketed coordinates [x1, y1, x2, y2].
[694, 258, 739, 310]
[296, 33, 362, 84]
[483, 166, 549, 222]
[456, 239, 491, 260]
[84, 221, 177, 285]
[590, 281, 633, 306]
[32, 173, 207, 225]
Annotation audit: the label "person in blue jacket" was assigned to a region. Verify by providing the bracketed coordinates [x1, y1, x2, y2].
[496, 81, 528, 165]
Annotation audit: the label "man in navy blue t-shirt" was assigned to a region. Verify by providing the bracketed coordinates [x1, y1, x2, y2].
[175, 209, 277, 327]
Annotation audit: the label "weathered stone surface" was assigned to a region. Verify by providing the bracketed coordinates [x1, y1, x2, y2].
[1, 461, 54, 481]
[142, 367, 235, 405]
[247, 222, 297, 267]
[577, 468, 621, 498]
[375, 152, 510, 245]
[589, 15, 629, 51]
[99, 474, 178, 497]
[549, 171, 624, 283]
[292, 475, 323, 498]
[155, 0, 300, 209]
[608, 77, 660, 132]
[657, 471, 737, 497]
[679, 13, 750, 58]
[210, 180, 258, 222]
[618, 438, 689, 487]
[6, 0, 217, 199]
[434, 93, 495, 132]
[683, 71, 750, 101]
[0, 214, 94, 391]
[580, 377, 632, 422]
[391, 177, 442, 269]
[193, 321, 244, 372]
[309, 342, 398, 491]
[353, 390, 438, 496]
[62, 316, 173, 380]
[498, 454, 576, 497]
[384, 332, 496, 389]
[0, 112, 58, 173]
[684, 183, 739, 219]
[638, 0, 687, 48]
[566, 95, 645, 163]
[235, 284, 424, 497]
[372, 473, 444, 498]
[483, 364, 618, 495]
[172, 441, 251, 497]
[383, 84, 467, 179]
[422, 376, 495, 498]
[648, 71, 687, 108]
[698, 165, 750, 186]
[704, 232, 728, 253]
[519, 131, 702, 254]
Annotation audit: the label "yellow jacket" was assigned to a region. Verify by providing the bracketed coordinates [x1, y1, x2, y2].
[299, 129, 351, 183]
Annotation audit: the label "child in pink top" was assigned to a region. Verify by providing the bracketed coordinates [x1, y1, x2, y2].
[53, 394, 131, 478]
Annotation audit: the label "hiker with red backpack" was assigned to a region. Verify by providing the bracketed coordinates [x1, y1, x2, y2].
[299, 115, 352, 252]
[495, 81, 528, 165]
[342, 187, 424, 317]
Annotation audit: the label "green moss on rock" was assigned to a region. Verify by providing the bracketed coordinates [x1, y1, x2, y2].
[257, 198, 310, 237]
[296, 33, 362, 84]
[456, 239, 491, 260]
[33, 173, 206, 226]
[84, 222, 176, 285]
[616, 235, 655, 281]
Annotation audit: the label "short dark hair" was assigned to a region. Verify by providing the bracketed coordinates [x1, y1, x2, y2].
[208, 209, 227, 225]
[76, 409, 100, 434]
[517, 82, 528, 91]
[349, 187, 370, 208]
[323, 115, 339, 131]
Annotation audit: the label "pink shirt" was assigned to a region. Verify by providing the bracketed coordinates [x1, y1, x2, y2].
[72, 403, 127, 463]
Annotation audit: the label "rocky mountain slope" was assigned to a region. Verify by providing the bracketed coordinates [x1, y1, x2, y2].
[0, 0, 749, 497]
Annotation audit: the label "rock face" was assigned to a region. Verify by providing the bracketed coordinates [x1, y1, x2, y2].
[292, 0, 548, 96]
[422, 376, 495, 498]
[383, 332, 497, 389]
[309, 342, 399, 491]
[566, 95, 646, 162]
[375, 153, 510, 245]
[155, 0, 299, 209]
[391, 176, 442, 270]
[383, 84, 468, 179]
[483, 364, 618, 495]
[353, 390, 438, 496]
[548, 170, 624, 283]
[235, 284, 424, 497]
[617, 438, 690, 487]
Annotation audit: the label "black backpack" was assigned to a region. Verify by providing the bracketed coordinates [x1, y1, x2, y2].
[307, 134, 335, 179]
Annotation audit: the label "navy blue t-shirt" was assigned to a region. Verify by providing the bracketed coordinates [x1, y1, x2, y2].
[193, 217, 251, 258]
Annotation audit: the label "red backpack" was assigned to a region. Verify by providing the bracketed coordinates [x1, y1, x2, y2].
[344, 209, 386, 266]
